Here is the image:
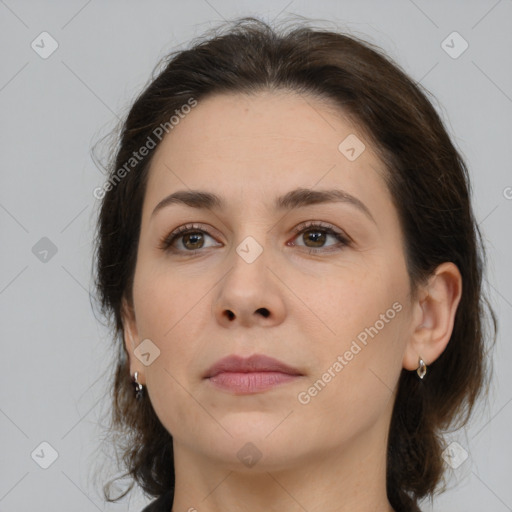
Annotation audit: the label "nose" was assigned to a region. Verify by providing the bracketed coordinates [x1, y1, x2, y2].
[211, 240, 286, 328]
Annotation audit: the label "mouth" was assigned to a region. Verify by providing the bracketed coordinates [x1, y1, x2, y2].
[207, 371, 301, 394]
[203, 353, 304, 394]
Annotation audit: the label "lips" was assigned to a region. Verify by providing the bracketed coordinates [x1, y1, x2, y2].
[203, 353, 303, 379]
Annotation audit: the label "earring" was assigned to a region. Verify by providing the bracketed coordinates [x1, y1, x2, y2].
[416, 357, 427, 379]
[132, 371, 144, 400]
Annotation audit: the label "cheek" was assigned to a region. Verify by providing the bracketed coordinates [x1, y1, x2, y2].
[296, 260, 407, 403]
[130, 263, 211, 407]
[293, 256, 401, 341]
[295, 303, 405, 443]
[132, 264, 211, 436]
[133, 257, 208, 338]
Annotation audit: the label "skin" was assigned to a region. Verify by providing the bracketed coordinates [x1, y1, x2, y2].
[122, 90, 462, 512]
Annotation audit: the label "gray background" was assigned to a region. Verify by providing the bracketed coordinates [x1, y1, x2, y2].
[0, 0, 511, 510]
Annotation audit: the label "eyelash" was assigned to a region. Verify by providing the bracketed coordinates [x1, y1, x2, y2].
[158, 221, 351, 256]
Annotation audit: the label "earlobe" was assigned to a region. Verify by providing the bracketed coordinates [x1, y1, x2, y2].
[403, 262, 462, 373]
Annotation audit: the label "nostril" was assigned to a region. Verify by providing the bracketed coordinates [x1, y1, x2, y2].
[225, 310, 235, 320]
[257, 308, 270, 318]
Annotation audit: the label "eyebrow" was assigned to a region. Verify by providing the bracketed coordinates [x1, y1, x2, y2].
[151, 187, 376, 224]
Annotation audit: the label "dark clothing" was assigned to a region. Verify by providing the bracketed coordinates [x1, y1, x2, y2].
[141, 490, 174, 512]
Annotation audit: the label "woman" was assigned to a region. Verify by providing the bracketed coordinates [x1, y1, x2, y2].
[93, 16, 496, 512]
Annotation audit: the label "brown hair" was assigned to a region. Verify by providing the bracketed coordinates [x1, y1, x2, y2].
[93, 16, 497, 512]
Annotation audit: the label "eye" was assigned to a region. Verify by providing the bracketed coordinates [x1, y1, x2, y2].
[159, 221, 350, 255]
[158, 223, 221, 254]
[288, 221, 350, 253]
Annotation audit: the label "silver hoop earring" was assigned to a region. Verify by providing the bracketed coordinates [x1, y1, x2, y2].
[416, 357, 427, 380]
[132, 371, 144, 400]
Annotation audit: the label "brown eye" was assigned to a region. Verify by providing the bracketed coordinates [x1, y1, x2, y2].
[159, 224, 221, 253]
[290, 222, 350, 253]
[160, 222, 349, 255]
[182, 231, 204, 250]
[302, 228, 327, 248]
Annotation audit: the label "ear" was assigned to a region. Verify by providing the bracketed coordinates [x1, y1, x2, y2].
[403, 262, 462, 372]
[121, 296, 146, 385]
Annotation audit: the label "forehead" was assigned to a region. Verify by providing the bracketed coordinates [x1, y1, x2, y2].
[143, 90, 389, 217]
[154, 90, 370, 158]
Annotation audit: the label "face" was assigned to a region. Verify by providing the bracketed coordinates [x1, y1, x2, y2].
[123, 90, 417, 471]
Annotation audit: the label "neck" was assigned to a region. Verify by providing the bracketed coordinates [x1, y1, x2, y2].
[170, 420, 394, 512]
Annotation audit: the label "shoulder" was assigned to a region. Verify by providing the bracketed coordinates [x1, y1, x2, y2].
[140, 489, 174, 512]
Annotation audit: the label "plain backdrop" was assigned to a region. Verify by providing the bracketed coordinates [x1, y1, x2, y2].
[0, 1, 511, 510]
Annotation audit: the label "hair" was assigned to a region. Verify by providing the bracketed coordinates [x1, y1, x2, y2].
[92, 16, 497, 512]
